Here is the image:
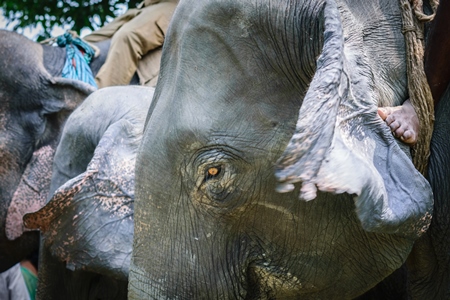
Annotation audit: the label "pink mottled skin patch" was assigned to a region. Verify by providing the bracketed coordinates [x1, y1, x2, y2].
[5, 145, 55, 240]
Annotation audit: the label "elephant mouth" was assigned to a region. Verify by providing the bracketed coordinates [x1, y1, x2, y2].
[245, 261, 319, 298]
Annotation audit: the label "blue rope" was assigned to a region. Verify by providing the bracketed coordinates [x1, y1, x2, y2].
[56, 32, 98, 89]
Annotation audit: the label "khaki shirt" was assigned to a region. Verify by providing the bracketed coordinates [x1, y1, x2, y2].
[83, 0, 178, 87]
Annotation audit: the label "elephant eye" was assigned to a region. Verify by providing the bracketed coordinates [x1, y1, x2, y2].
[205, 166, 221, 181]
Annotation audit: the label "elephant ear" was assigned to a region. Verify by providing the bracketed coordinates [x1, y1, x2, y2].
[24, 118, 137, 280]
[5, 78, 94, 242]
[5, 145, 55, 241]
[46, 77, 95, 110]
[275, 0, 433, 238]
[37, 77, 95, 148]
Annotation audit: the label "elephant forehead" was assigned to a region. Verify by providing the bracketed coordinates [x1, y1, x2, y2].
[158, 112, 291, 162]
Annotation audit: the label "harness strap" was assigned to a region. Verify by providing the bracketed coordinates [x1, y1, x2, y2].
[399, 0, 437, 175]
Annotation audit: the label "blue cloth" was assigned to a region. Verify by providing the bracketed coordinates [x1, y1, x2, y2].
[56, 32, 98, 89]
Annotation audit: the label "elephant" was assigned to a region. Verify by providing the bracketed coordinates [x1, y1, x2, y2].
[23, 86, 154, 299]
[129, 0, 437, 299]
[0, 27, 158, 273]
[21, 86, 413, 299]
[0, 29, 95, 272]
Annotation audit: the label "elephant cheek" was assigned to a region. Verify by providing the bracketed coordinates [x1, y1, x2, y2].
[5, 145, 54, 240]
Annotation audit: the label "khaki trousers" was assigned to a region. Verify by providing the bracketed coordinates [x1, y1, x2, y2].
[84, 2, 177, 88]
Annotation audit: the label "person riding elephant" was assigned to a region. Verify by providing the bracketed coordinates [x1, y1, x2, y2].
[83, 0, 179, 88]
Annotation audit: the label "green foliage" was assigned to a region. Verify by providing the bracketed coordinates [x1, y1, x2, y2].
[1, 0, 141, 40]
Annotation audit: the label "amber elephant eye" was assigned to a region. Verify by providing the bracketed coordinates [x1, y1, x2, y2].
[205, 166, 221, 180]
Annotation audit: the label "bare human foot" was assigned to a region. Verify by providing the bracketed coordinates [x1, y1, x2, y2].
[377, 99, 419, 145]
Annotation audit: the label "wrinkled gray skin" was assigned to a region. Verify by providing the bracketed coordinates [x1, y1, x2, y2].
[0, 29, 95, 272]
[406, 84, 450, 299]
[24, 86, 153, 299]
[0, 28, 140, 273]
[131, 0, 434, 299]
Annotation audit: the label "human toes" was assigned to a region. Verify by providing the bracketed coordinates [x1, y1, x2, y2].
[401, 130, 417, 145]
[385, 114, 397, 126]
[393, 126, 405, 138]
[377, 108, 389, 120]
[389, 120, 401, 132]
[377, 106, 398, 121]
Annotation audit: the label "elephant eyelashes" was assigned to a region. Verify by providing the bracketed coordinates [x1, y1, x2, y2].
[205, 166, 221, 181]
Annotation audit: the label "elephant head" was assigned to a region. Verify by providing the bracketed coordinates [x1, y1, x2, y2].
[130, 0, 433, 298]
[0, 29, 95, 271]
[23, 86, 153, 299]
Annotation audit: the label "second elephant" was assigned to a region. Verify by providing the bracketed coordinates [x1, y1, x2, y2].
[130, 0, 435, 299]
[25, 86, 154, 299]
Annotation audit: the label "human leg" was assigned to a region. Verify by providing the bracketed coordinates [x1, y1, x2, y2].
[94, 2, 177, 88]
[83, 8, 141, 43]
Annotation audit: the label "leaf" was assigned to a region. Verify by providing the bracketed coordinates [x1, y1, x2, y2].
[1, 0, 142, 40]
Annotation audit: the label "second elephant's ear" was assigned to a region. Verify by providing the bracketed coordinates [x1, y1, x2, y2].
[47, 77, 96, 110]
[24, 119, 137, 281]
[5, 145, 55, 241]
[5, 78, 94, 242]
[36, 77, 95, 148]
[275, 0, 433, 238]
